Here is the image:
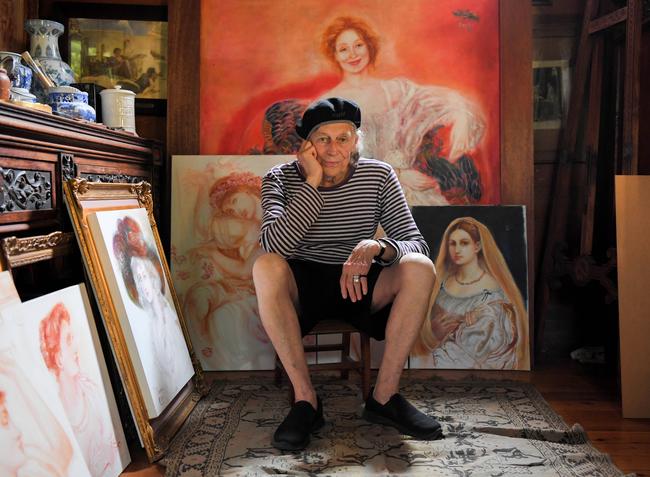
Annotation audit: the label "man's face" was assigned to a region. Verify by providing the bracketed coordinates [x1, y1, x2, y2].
[309, 122, 358, 179]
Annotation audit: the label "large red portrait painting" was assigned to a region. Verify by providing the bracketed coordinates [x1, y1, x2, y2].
[200, 0, 500, 205]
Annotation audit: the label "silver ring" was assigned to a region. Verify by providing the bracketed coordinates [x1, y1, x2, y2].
[353, 275, 360, 283]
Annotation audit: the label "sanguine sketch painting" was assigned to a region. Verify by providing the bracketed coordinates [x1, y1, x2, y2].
[1, 299, 92, 477]
[88, 208, 194, 417]
[26, 285, 130, 476]
[171, 155, 290, 370]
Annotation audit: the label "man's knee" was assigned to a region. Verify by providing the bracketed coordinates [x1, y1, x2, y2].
[399, 252, 436, 279]
[252, 253, 292, 286]
[397, 253, 436, 286]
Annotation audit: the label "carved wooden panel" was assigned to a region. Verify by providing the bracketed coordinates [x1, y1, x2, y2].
[0, 167, 52, 212]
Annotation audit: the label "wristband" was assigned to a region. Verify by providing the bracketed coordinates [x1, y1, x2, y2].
[375, 239, 387, 259]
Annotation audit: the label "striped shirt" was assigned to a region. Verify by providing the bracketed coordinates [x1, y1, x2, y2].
[259, 157, 429, 265]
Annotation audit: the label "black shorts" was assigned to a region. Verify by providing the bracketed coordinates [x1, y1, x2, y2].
[288, 259, 393, 341]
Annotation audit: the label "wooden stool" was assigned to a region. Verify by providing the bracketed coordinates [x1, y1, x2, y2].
[274, 319, 371, 401]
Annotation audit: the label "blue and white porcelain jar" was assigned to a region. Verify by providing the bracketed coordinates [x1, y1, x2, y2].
[47, 85, 96, 121]
[25, 19, 76, 101]
[0, 51, 35, 102]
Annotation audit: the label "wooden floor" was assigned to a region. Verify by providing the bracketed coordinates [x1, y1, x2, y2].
[122, 359, 650, 476]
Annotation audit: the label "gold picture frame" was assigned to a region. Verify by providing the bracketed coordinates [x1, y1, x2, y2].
[63, 178, 207, 462]
[1, 231, 76, 269]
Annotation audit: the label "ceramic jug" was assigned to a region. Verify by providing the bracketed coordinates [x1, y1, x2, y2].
[0, 51, 36, 102]
[100, 85, 136, 133]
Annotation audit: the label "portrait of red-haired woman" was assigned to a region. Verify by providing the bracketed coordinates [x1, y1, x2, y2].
[200, 0, 499, 204]
[107, 211, 194, 412]
[39, 302, 120, 477]
[172, 161, 277, 371]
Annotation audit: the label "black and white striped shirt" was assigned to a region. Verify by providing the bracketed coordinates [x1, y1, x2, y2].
[259, 157, 429, 265]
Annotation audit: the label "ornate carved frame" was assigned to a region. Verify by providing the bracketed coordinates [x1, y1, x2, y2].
[63, 178, 207, 462]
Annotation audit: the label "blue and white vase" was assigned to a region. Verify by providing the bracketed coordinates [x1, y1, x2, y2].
[24, 19, 76, 101]
[0, 51, 36, 102]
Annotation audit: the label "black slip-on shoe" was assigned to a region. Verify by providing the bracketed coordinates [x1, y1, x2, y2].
[272, 396, 324, 451]
[363, 390, 443, 440]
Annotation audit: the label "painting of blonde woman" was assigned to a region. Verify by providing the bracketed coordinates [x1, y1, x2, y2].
[410, 207, 530, 370]
[0, 325, 91, 476]
[200, 0, 499, 204]
[88, 208, 195, 417]
[171, 155, 289, 370]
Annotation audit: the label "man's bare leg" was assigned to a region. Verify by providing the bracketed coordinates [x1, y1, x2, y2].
[252, 253, 317, 408]
[370, 253, 436, 404]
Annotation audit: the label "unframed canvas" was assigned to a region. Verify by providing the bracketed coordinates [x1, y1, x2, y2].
[0, 300, 91, 476]
[200, 0, 500, 206]
[1, 284, 130, 476]
[409, 206, 530, 370]
[0, 271, 20, 310]
[171, 155, 291, 371]
[88, 208, 195, 417]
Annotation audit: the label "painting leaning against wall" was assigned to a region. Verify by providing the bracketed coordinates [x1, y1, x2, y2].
[0, 297, 93, 477]
[171, 155, 292, 371]
[200, 0, 500, 205]
[410, 206, 530, 371]
[87, 208, 195, 417]
[1, 284, 130, 477]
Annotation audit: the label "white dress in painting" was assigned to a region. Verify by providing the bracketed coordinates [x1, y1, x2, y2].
[343, 78, 485, 206]
[149, 295, 195, 407]
[431, 285, 517, 369]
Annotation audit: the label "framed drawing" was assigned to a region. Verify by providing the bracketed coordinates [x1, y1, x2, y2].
[63, 179, 206, 462]
[1, 284, 130, 476]
[533, 60, 570, 130]
[54, 2, 168, 115]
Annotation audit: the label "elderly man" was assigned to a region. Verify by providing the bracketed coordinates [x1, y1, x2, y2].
[253, 97, 442, 450]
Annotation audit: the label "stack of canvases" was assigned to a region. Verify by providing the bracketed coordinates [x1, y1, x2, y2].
[0, 270, 130, 476]
[0, 184, 202, 475]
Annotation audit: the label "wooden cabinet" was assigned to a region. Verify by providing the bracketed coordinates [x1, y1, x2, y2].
[0, 101, 162, 235]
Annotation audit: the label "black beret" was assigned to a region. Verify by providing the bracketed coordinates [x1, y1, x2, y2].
[295, 97, 362, 140]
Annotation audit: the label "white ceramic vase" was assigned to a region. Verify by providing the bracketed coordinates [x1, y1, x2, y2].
[25, 19, 75, 100]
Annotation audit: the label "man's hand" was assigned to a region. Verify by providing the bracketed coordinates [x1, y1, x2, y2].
[340, 239, 381, 302]
[297, 140, 322, 188]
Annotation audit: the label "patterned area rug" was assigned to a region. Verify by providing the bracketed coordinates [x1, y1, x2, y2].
[162, 379, 629, 476]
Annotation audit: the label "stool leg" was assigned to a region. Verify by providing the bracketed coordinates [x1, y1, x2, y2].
[361, 333, 371, 401]
[341, 332, 350, 380]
